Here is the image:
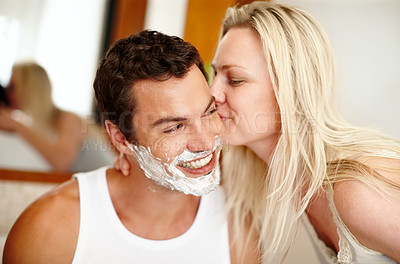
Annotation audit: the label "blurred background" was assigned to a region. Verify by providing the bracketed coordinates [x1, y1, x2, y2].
[0, 0, 399, 136]
[0, 0, 399, 262]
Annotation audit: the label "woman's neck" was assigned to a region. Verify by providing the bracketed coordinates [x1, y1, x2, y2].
[245, 133, 280, 165]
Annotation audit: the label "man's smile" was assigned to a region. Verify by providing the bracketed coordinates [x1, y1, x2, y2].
[177, 149, 218, 176]
[179, 152, 213, 169]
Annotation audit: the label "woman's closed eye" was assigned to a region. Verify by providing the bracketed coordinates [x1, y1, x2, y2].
[229, 79, 244, 86]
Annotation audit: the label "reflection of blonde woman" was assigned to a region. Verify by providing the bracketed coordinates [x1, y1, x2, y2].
[0, 62, 84, 171]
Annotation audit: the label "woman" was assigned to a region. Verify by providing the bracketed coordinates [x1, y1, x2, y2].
[212, 2, 400, 263]
[0, 62, 112, 171]
[117, 2, 400, 263]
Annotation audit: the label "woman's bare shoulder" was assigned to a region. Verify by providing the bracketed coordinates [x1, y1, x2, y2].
[333, 156, 400, 261]
[57, 111, 83, 129]
[59, 110, 82, 121]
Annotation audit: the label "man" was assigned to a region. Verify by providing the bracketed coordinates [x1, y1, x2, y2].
[3, 31, 259, 263]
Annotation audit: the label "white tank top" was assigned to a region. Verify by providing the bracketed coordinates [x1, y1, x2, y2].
[72, 167, 231, 264]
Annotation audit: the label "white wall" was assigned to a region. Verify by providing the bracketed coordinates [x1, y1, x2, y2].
[144, 0, 188, 37]
[282, 0, 400, 137]
[0, 0, 186, 116]
[0, 0, 45, 87]
[144, 0, 400, 138]
[2, 0, 398, 138]
[0, 0, 107, 116]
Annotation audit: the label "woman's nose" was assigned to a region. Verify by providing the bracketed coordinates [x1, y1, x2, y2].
[209, 79, 226, 105]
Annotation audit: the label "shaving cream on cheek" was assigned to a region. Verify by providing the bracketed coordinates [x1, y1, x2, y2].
[128, 136, 222, 196]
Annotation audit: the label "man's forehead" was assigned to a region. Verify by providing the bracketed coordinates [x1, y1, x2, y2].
[151, 96, 215, 128]
[136, 95, 214, 123]
[133, 68, 212, 124]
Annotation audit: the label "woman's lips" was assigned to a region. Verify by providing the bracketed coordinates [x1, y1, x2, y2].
[218, 113, 231, 121]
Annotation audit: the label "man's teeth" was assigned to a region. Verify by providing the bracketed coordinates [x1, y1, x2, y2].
[180, 154, 213, 169]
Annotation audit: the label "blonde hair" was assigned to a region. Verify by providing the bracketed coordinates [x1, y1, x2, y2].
[220, 1, 400, 261]
[12, 62, 60, 133]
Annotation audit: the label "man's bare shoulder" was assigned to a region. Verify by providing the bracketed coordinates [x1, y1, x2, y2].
[3, 179, 80, 264]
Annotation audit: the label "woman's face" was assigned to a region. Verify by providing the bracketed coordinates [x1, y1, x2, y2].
[210, 26, 281, 148]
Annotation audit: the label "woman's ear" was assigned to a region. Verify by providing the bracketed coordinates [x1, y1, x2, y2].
[105, 120, 132, 155]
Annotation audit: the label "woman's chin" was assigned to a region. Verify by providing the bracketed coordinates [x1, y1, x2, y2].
[221, 135, 245, 147]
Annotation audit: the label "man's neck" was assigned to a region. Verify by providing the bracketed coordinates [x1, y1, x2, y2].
[106, 165, 201, 240]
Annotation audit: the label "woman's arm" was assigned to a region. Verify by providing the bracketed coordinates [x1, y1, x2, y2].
[334, 158, 400, 262]
[0, 109, 84, 171]
[228, 215, 262, 264]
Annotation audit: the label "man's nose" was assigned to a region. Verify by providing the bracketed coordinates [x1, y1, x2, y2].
[186, 124, 215, 152]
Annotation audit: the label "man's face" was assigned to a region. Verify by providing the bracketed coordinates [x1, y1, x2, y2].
[132, 65, 223, 181]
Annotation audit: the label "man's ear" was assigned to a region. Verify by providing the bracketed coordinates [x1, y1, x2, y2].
[105, 120, 132, 155]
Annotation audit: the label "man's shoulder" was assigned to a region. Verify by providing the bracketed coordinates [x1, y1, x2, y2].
[25, 178, 80, 222]
[3, 179, 80, 264]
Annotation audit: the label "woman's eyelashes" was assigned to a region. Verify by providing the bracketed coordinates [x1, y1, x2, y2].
[229, 78, 244, 86]
[211, 67, 245, 87]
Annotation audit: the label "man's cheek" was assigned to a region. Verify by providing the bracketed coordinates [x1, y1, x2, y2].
[152, 140, 186, 162]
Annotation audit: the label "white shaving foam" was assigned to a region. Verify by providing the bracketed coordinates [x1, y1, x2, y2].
[129, 136, 222, 196]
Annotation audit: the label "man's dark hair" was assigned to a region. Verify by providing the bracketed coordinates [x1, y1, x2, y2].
[94, 30, 207, 142]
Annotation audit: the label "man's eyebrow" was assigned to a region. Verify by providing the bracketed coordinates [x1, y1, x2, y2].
[152, 117, 187, 128]
[151, 97, 215, 128]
